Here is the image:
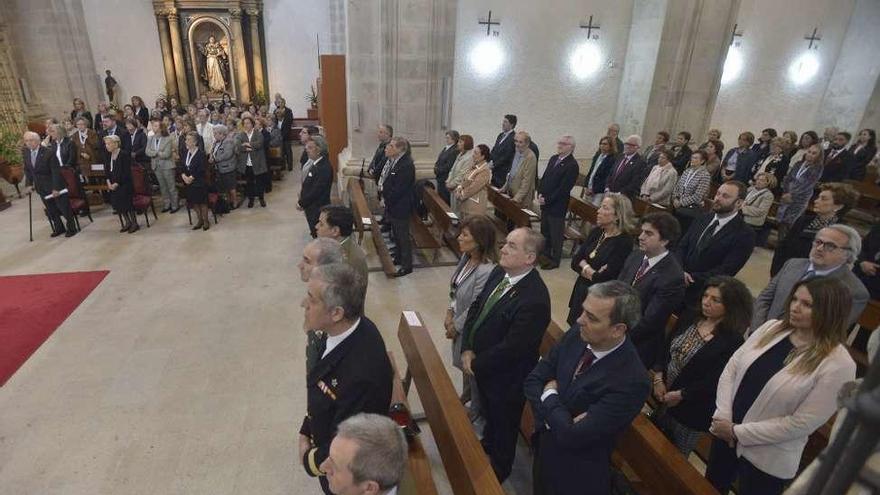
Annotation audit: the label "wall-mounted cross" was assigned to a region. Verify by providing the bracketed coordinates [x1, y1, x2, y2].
[580, 15, 600, 39]
[730, 23, 743, 45]
[804, 27, 821, 50]
[478, 10, 500, 36]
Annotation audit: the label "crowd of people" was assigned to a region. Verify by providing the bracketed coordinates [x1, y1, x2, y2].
[292, 112, 879, 495]
[22, 92, 335, 236]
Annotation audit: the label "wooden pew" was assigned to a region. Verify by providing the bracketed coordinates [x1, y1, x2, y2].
[632, 197, 669, 217]
[421, 186, 461, 256]
[568, 195, 598, 225]
[409, 212, 444, 262]
[398, 312, 505, 495]
[520, 319, 719, 495]
[487, 186, 533, 229]
[347, 179, 397, 277]
[387, 351, 440, 495]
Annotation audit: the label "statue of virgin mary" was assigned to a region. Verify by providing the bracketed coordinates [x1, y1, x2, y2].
[200, 36, 227, 93]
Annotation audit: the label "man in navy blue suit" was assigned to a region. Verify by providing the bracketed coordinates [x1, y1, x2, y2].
[525, 280, 650, 495]
[537, 135, 579, 269]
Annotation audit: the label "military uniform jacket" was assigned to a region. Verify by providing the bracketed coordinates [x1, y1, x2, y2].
[299, 317, 393, 477]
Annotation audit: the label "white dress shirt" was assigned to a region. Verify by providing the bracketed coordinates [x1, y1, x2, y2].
[322, 318, 361, 359]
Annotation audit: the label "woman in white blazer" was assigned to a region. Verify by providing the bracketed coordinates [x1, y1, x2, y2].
[706, 277, 856, 495]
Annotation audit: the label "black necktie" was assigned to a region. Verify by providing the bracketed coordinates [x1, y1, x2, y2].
[696, 219, 720, 253]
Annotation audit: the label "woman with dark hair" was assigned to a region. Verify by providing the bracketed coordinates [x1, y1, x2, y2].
[776, 143, 824, 239]
[583, 136, 618, 206]
[104, 134, 138, 233]
[434, 130, 461, 205]
[130, 96, 150, 128]
[770, 182, 859, 275]
[70, 98, 93, 129]
[566, 193, 636, 325]
[789, 131, 819, 166]
[444, 214, 498, 419]
[455, 143, 491, 218]
[181, 132, 210, 230]
[640, 149, 678, 206]
[236, 116, 267, 207]
[125, 118, 148, 168]
[672, 149, 713, 233]
[848, 128, 877, 181]
[446, 134, 475, 212]
[706, 277, 856, 495]
[751, 128, 777, 161]
[168, 96, 186, 117]
[704, 139, 723, 180]
[751, 137, 790, 192]
[651, 276, 751, 456]
[218, 93, 234, 114]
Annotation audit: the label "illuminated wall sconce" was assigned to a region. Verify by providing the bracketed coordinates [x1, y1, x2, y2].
[788, 52, 820, 85]
[721, 45, 743, 85]
[469, 39, 505, 78]
[569, 43, 602, 79]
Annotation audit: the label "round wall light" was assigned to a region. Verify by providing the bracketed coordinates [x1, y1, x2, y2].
[469, 39, 505, 78]
[569, 43, 602, 79]
[788, 52, 820, 86]
[721, 45, 743, 85]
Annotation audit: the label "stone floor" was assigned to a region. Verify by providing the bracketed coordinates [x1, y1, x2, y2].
[0, 169, 774, 495]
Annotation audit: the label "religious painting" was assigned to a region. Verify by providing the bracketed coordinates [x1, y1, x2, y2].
[187, 17, 235, 99]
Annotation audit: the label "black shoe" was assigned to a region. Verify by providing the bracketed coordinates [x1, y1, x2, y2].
[203, 222, 210, 231]
[259, 197, 266, 207]
[392, 268, 413, 278]
[128, 224, 139, 233]
[161, 207, 171, 213]
[120, 224, 129, 233]
[50, 230, 64, 238]
[169, 207, 179, 214]
[192, 221, 204, 230]
[247, 199, 254, 208]
[65, 229, 77, 237]
[540, 262, 559, 270]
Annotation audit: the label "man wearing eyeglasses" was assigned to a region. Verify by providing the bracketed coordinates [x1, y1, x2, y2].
[752, 224, 869, 330]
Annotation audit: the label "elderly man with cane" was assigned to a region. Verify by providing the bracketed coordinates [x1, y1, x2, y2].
[22, 131, 77, 238]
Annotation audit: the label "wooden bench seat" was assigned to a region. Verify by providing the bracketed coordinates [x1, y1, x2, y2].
[421, 186, 461, 255]
[398, 311, 505, 495]
[409, 212, 443, 262]
[387, 351, 439, 495]
[632, 197, 669, 217]
[487, 186, 532, 229]
[348, 179, 397, 277]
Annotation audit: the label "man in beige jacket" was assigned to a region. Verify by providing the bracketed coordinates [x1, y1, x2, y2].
[502, 131, 537, 209]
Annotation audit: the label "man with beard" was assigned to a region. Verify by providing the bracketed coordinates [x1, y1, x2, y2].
[821, 131, 855, 182]
[674, 181, 756, 308]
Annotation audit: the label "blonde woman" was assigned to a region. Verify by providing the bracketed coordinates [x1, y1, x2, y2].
[455, 143, 491, 218]
[707, 277, 856, 495]
[446, 134, 475, 212]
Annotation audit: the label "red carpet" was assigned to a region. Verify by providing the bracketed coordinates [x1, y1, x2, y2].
[0, 270, 108, 386]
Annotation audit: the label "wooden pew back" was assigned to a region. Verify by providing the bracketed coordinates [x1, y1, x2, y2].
[387, 351, 439, 495]
[398, 312, 505, 495]
[421, 187, 462, 255]
[488, 186, 532, 228]
[568, 196, 598, 225]
[348, 179, 397, 277]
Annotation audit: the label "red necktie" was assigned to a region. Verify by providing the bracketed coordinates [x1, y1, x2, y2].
[573, 347, 596, 379]
[632, 256, 649, 285]
[611, 155, 631, 185]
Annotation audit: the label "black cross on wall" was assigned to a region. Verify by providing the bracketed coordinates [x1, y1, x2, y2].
[478, 10, 500, 36]
[804, 27, 821, 50]
[580, 15, 600, 39]
[730, 23, 743, 46]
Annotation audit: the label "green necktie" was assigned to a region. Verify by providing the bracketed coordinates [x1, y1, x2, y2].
[467, 277, 511, 348]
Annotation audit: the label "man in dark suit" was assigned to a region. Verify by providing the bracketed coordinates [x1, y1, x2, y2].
[643, 130, 670, 167]
[379, 137, 415, 277]
[22, 131, 77, 237]
[671, 131, 693, 174]
[618, 212, 685, 367]
[298, 141, 333, 238]
[821, 131, 855, 182]
[525, 280, 650, 495]
[367, 124, 393, 181]
[298, 263, 393, 495]
[461, 227, 552, 482]
[433, 130, 460, 205]
[675, 181, 756, 307]
[537, 135, 579, 269]
[720, 132, 758, 183]
[274, 96, 295, 171]
[490, 114, 517, 187]
[99, 114, 130, 161]
[753, 225, 869, 329]
[605, 134, 648, 198]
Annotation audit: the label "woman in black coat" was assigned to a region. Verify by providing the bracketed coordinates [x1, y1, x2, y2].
[848, 128, 877, 181]
[181, 131, 210, 231]
[651, 275, 751, 455]
[566, 193, 635, 326]
[125, 118, 148, 166]
[582, 136, 617, 205]
[769, 182, 859, 276]
[70, 98, 93, 129]
[104, 134, 138, 233]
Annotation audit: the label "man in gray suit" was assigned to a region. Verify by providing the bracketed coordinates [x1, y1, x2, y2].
[753, 224, 869, 330]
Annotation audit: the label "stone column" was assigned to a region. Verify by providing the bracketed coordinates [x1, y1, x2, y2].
[229, 8, 250, 101]
[155, 9, 179, 99]
[246, 8, 264, 95]
[166, 8, 190, 103]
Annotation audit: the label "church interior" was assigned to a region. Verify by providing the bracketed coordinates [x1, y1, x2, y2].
[1, 0, 879, 494]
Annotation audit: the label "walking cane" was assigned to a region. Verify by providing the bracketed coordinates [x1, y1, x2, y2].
[28, 191, 33, 242]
